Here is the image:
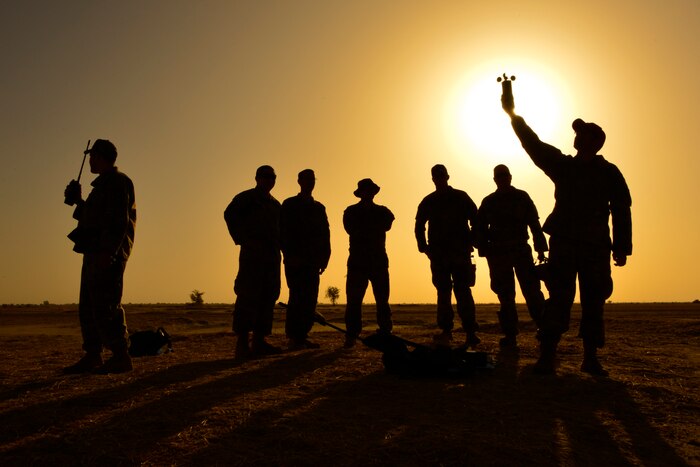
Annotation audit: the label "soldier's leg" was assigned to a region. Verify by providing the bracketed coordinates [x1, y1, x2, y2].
[430, 258, 455, 332]
[513, 245, 545, 325]
[232, 253, 261, 336]
[345, 267, 369, 339]
[233, 249, 267, 358]
[300, 264, 321, 340]
[369, 267, 393, 333]
[539, 237, 577, 341]
[91, 258, 132, 374]
[578, 247, 613, 349]
[534, 237, 576, 374]
[250, 261, 282, 356]
[64, 256, 105, 373]
[90, 258, 128, 350]
[78, 255, 103, 355]
[488, 254, 518, 338]
[452, 256, 478, 336]
[284, 263, 304, 340]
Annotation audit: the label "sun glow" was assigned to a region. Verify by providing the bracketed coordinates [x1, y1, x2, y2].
[444, 65, 569, 174]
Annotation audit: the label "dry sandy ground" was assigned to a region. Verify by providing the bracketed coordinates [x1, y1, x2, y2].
[0, 303, 698, 466]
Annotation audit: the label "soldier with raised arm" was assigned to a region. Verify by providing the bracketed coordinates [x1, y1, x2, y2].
[502, 85, 632, 375]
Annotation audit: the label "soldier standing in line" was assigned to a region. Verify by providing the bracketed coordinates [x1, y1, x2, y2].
[224, 165, 283, 360]
[415, 164, 480, 349]
[502, 90, 632, 376]
[63, 139, 136, 374]
[342, 178, 394, 348]
[475, 164, 548, 348]
[280, 169, 331, 350]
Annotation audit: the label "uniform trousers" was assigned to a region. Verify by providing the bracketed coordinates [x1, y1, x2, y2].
[345, 263, 393, 337]
[79, 253, 129, 353]
[429, 254, 478, 334]
[486, 244, 544, 337]
[284, 263, 320, 341]
[540, 236, 613, 348]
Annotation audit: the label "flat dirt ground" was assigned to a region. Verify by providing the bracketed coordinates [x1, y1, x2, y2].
[0, 303, 698, 466]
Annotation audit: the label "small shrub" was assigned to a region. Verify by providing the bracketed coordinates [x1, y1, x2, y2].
[325, 286, 340, 305]
[190, 289, 205, 306]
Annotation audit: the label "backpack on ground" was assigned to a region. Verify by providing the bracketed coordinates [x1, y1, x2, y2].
[128, 327, 173, 357]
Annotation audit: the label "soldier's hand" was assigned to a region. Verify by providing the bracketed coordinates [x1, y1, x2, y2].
[501, 94, 515, 117]
[64, 180, 82, 205]
[613, 253, 627, 267]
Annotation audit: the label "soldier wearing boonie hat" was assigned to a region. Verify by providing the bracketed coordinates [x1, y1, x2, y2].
[342, 178, 395, 348]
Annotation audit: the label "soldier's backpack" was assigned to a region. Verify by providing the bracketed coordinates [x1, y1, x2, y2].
[128, 327, 173, 357]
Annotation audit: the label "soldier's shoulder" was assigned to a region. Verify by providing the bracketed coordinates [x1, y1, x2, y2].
[107, 169, 134, 189]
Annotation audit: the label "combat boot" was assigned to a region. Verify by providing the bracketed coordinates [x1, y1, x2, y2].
[63, 352, 103, 374]
[499, 335, 518, 348]
[581, 341, 608, 377]
[251, 334, 282, 357]
[96, 348, 133, 374]
[465, 332, 481, 349]
[432, 330, 453, 347]
[533, 339, 558, 375]
[343, 335, 357, 349]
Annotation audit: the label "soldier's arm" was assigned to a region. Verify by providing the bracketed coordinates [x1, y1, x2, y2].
[279, 200, 292, 255]
[382, 207, 395, 232]
[525, 194, 548, 253]
[609, 165, 632, 261]
[414, 202, 428, 253]
[466, 194, 478, 229]
[99, 177, 133, 259]
[510, 115, 566, 176]
[224, 195, 245, 245]
[473, 202, 489, 257]
[319, 205, 331, 270]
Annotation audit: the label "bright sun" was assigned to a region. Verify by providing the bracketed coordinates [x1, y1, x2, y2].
[444, 65, 569, 174]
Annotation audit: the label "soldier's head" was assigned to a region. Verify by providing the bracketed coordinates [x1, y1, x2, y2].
[86, 139, 117, 174]
[572, 118, 606, 154]
[431, 164, 449, 189]
[255, 165, 277, 193]
[353, 178, 380, 201]
[493, 164, 512, 189]
[298, 169, 316, 195]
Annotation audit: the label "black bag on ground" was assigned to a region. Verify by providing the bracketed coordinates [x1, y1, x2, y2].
[128, 327, 173, 357]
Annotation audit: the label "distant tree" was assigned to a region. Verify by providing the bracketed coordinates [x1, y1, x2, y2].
[325, 286, 340, 305]
[190, 289, 205, 306]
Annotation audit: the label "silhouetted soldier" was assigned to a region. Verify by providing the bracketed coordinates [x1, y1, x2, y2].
[415, 164, 480, 348]
[281, 169, 331, 350]
[342, 178, 394, 348]
[224, 165, 282, 359]
[503, 94, 632, 376]
[63, 139, 136, 374]
[475, 164, 548, 347]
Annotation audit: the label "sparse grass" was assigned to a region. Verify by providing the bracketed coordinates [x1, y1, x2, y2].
[0, 303, 698, 466]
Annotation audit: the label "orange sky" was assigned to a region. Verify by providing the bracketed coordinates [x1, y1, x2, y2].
[1, 1, 698, 304]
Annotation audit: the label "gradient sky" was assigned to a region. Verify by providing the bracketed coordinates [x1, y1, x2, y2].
[1, 0, 698, 304]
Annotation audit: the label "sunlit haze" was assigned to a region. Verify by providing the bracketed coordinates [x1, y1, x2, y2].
[1, 1, 698, 304]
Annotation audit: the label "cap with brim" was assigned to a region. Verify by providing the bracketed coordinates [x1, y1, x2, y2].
[84, 139, 117, 159]
[572, 118, 606, 148]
